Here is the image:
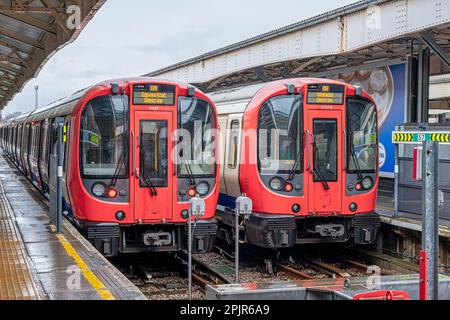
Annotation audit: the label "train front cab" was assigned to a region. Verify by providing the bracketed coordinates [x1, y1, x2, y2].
[220, 80, 380, 250]
[71, 80, 219, 256]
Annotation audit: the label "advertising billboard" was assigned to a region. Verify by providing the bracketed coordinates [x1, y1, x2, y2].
[329, 63, 407, 177]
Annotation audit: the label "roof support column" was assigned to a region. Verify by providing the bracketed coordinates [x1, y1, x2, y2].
[417, 42, 431, 123]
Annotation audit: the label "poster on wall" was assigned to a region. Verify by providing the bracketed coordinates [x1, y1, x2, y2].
[328, 63, 406, 177]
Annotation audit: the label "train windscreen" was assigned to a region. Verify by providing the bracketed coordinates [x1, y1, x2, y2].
[80, 95, 129, 178]
[177, 97, 216, 177]
[258, 95, 303, 175]
[346, 98, 378, 173]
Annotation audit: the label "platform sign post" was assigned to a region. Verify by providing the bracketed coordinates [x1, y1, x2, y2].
[422, 141, 439, 300]
[235, 195, 252, 283]
[187, 195, 205, 300]
[392, 132, 447, 300]
[394, 139, 400, 218]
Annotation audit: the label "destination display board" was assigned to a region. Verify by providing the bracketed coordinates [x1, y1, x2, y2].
[307, 84, 345, 105]
[133, 84, 176, 106]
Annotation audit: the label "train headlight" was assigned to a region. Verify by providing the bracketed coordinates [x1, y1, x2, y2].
[362, 177, 374, 190]
[284, 183, 294, 192]
[349, 203, 358, 212]
[107, 187, 118, 198]
[196, 182, 210, 196]
[92, 182, 106, 197]
[181, 209, 189, 219]
[269, 177, 284, 191]
[187, 187, 197, 198]
[115, 211, 126, 221]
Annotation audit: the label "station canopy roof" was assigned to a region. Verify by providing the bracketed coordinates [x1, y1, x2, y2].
[0, 0, 105, 110]
[146, 0, 450, 92]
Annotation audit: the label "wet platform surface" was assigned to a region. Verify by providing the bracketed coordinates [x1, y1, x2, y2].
[376, 195, 450, 238]
[0, 155, 146, 300]
[0, 175, 40, 299]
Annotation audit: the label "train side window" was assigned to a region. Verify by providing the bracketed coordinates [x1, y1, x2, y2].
[39, 120, 49, 185]
[228, 120, 240, 169]
[63, 120, 70, 173]
[33, 123, 40, 161]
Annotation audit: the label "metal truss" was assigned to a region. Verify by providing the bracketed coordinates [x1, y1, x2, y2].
[0, 0, 105, 110]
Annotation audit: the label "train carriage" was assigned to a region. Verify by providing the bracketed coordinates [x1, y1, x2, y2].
[212, 78, 380, 250]
[1, 78, 220, 257]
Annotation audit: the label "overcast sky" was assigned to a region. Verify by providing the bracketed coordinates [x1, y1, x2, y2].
[3, 0, 359, 115]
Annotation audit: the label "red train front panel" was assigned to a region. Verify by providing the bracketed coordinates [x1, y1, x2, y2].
[67, 79, 219, 256]
[218, 78, 380, 249]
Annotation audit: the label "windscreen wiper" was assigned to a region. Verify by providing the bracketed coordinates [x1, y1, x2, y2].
[349, 132, 364, 181]
[287, 150, 302, 182]
[313, 168, 330, 191]
[183, 160, 197, 187]
[143, 173, 158, 196]
[313, 143, 330, 191]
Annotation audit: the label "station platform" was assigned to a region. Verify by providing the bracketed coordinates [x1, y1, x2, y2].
[0, 155, 146, 300]
[376, 195, 450, 238]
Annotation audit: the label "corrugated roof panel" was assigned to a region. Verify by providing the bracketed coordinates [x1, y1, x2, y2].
[0, 0, 106, 111]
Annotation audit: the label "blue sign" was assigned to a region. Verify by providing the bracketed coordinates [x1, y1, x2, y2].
[379, 63, 406, 176]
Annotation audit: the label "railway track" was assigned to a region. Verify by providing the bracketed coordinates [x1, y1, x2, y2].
[115, 243, 417, 300]
[174, 251, 232, 291]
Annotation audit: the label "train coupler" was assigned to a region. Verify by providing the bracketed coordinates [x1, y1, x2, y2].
[245, 214, 296, 249]
[81, 222, 120, 257]
[353, 213, 381, 245]
[184, 219, 218, 253]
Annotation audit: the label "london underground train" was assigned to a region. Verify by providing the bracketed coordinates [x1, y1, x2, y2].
[0, 78, 219, 257]
[211, 78, 380, 250]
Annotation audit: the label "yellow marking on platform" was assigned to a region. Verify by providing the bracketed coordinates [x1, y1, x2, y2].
[55, 234, 115, 300]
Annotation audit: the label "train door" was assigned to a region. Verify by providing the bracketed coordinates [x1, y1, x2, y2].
[133, 110, 174, 222]
[223, 115, 243, 197]
[218, 116, 228, 194]
[306, 110, 343, 214]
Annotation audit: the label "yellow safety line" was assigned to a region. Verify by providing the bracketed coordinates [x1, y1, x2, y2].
[55, 234, 116, 300]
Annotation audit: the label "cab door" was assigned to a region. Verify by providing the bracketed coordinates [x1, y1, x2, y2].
[133, 110, 174, 222]
[306, 110, 343, 214]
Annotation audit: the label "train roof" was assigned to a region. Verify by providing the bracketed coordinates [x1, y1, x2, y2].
[209, 77, 351, 114]
[3, 77, 209, 125]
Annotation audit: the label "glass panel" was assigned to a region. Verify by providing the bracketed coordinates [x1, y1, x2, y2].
[228, 120, 240, 169]
[80, 95, 129, 178]
[347, 98, 378, 173]
[313, 119, 338, 182]
[178, 97, 216, 177]
[140, 120, 168, 188]
[258, 95, 302, 175]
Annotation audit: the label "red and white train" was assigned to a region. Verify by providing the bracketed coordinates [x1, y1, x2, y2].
[0, 78, 219, 257]
[212, 78, 380, 249]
